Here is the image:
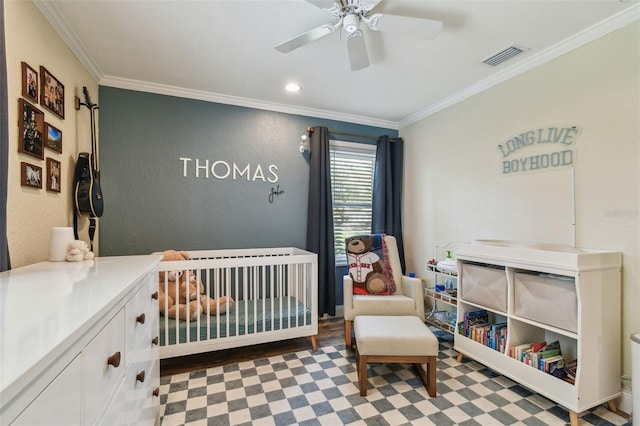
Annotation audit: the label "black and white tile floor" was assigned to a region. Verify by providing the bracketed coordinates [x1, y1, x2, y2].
[159, 334, 629, 425]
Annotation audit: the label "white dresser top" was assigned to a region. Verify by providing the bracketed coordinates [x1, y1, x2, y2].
[0, 255, 161, 401]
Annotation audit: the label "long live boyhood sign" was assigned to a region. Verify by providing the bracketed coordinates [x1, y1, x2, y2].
[179, 157, 279, 183]
[498, 127, 580, 175]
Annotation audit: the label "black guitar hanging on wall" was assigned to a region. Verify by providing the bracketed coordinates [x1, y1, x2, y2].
[73, 86, 103, 250]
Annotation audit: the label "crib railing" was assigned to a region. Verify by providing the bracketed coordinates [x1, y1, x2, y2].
[157, 248, 317, 359]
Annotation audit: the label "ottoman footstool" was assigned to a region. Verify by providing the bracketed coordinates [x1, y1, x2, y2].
[353, 315, 438, 397]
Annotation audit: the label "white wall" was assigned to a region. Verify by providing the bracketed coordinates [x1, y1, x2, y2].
[5, 1, 98, 267]
[402, 21, 639, 395]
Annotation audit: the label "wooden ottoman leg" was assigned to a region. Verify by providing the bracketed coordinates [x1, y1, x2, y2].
[414, 357, 437, 397]
[358, 354, 368, 396]
[426, 355, 437, 397]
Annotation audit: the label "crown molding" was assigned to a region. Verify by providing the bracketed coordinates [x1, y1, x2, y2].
[399, 3, 640, 129]
[35, 0, 637, 131]
[33, 0, 103, 82]
[99, 75, 399, 130]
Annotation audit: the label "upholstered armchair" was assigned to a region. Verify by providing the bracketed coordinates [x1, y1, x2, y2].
[343, 235, 425, 347]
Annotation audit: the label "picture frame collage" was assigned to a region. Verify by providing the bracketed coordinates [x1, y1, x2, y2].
[19, 61, 63, 193]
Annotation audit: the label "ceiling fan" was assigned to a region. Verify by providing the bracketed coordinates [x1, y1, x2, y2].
[274, 0, 443, 71]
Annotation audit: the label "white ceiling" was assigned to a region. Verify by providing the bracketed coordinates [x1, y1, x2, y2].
[35, 0, 640, 129]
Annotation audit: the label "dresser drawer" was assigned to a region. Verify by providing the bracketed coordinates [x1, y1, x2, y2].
[84, 308, 125, 424]
[108, 341, 155, 426]
[135, 359, 160, 426]
[11, 355, 82, 426]
[125, 275, 155, 359]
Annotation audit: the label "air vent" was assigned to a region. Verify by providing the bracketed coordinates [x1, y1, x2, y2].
[482, 45, 527, 67]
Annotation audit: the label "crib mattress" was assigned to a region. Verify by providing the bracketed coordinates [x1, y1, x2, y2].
[159, 296, 312, 346]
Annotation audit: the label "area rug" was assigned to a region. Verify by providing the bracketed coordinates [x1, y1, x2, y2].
[159, 336, 628, 425]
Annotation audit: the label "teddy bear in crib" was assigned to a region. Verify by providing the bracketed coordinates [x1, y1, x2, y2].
[158, 250, 201, 321]
[66, 240, 95, 262]
[158, 250, 234, 320]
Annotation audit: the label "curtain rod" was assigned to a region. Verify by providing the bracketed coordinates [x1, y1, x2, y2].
[306, 127, 384, 142]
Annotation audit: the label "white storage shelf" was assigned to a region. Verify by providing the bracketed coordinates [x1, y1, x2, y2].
[454, 241, 621, 426]
[425, 263, 458, 334]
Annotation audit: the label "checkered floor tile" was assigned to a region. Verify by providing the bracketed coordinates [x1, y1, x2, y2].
[159, 333, 630, 425]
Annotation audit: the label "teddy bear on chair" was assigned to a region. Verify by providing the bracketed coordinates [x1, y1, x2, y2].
[346, 235, 388, 295]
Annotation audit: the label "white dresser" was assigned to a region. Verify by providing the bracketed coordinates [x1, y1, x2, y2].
[0, 255, 162, 425]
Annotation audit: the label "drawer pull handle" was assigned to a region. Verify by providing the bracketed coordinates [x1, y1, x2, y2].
[152, 336, 159, 346]
[137, 313, 146, 324]
[136, 371, 146, 383]
[151, 292, 159, 300]
[107, 352, 121, 368]
[153, 387, 160, 397]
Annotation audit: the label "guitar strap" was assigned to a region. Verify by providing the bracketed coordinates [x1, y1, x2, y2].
[73, 208, 79, 240]
[88, 216, 96, 252]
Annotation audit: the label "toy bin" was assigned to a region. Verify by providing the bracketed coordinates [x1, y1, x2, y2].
[460, 262, 507, 312]
[514, 272, 577, 333]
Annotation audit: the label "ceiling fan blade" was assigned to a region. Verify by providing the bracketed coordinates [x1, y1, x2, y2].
[274, 24, 336, 53]
[361, 0, 383, 12]
[371, 13, 443, 39]
[347, 30, 369, 71]
[304, 0, 336, 9]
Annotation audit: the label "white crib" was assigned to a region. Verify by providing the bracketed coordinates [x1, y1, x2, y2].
[157, 247, 318, 359]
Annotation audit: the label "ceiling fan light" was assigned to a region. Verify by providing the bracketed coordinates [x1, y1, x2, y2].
[285, 82, 302, 93]
[343, 14, 359, 33]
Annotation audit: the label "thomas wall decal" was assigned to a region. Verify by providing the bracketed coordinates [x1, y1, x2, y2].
[498, 126, 580, 175]
[179, 157, 279, 183]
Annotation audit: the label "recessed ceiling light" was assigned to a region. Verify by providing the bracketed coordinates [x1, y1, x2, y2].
[285, 82, 302, 93]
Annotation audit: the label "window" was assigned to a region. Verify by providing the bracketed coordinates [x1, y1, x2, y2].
[330, 140, 376, 264]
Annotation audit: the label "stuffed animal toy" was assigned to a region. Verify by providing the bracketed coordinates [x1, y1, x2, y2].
[177, 253, 235, 315]
[158, 250, 234, 319]
[158, 250, 200, 321]
[346, 235, 388, 295]
[66, 240, 95, 262]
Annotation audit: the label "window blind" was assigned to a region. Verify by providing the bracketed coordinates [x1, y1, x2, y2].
[330, 141, 376, 264]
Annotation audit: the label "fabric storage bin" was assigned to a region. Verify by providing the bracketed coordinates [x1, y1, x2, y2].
[460, 263, 507, 312]
[514, 272, 577, 333]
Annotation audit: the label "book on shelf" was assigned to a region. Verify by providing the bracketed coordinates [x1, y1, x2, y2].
[462, 309, 488, 337]
[459, 310, 506, 353]
[531, 341, 547, 352]
[564, 359, 578, 379]
[537, 340, 562, 364]
[489, 323, 507, 351]
[544, 356, 567, 378]
[510, 343, 532, 360]
[525, 341, 548, 368]
[539, 340, 561, 353]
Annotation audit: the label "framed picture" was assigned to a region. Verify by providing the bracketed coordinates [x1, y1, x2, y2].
[44, 122, 62, 153]
[46, 158, 61, 192]
[21, 62, 38, 102]
[18, 99, 45, 160]
[39, 66, 64, 119]
[21, 162, 42, 189]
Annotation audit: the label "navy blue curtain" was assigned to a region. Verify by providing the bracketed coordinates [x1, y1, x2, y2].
[372, 135, 404, 272]
[0, 0, 11, 271]
[306, 126, 335, 316]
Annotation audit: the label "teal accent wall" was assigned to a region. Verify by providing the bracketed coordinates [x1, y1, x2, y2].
[98, 87, 397, 256]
